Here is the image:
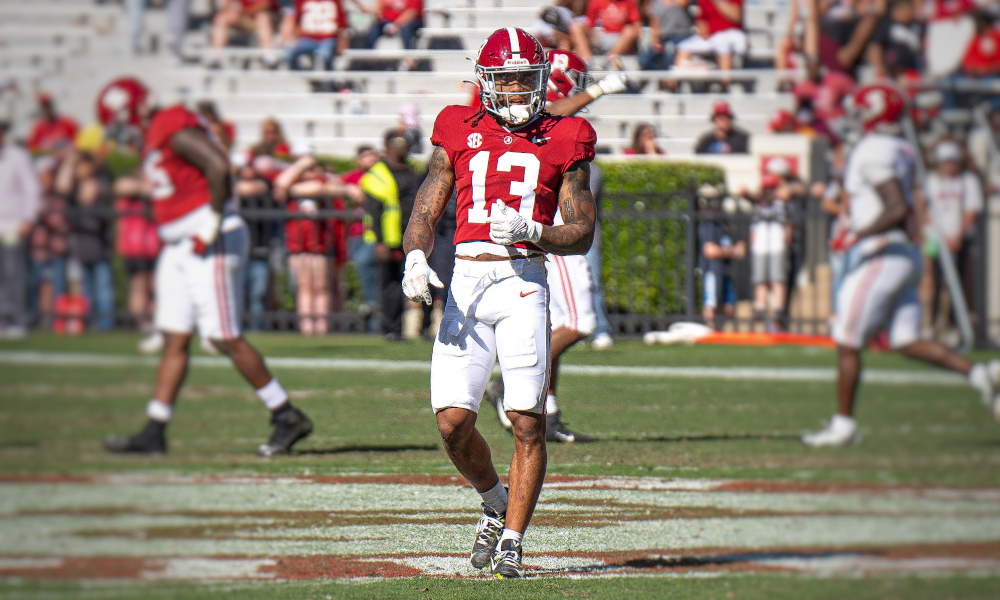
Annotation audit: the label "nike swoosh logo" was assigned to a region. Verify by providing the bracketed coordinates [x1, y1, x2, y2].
[520, 290, 537, 298]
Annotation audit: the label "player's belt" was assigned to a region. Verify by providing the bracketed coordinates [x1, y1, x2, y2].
[452, 255, 544, 319]
[456, 252, 545, 261]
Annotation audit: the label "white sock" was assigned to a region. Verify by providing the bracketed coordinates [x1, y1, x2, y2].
[545, 393, 558, 414]
[479, 481, 508, 514]
[969, 363, 989, 388]
[146, 400, 173, 423]
[830, 413, 856, 433]
[498, 528, 522, 546]
[256, 378, 288, 411]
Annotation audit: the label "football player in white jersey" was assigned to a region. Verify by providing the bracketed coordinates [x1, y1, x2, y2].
[803, 82, 1000, 447]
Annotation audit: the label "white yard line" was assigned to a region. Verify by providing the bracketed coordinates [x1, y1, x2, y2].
[0, 351, 967, 387]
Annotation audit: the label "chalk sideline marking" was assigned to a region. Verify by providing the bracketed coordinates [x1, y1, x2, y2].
[0, 350, 967, 387]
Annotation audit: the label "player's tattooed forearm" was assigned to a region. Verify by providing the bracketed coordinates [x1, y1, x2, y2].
[538, 161, 596, 255]
[403, 146, 455, 255]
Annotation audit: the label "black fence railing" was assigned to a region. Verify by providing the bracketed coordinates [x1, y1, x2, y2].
[27, 193, 996, 347]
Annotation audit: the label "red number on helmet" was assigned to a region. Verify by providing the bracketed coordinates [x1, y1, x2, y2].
[545, 49, 591, 103]
[475, 28, 550, 126]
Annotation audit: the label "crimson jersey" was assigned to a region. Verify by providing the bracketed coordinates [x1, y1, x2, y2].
[293, 0, 348, 40]
[431, 105, 596, 253]
[142, 105, 211, 226]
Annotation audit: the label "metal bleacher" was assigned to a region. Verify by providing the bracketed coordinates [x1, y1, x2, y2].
[2, 0, 798, 159]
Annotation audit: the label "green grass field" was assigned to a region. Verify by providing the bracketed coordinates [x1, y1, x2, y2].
[2, 333, 1000, 598]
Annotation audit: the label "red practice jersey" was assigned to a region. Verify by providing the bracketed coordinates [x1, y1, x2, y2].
[381, 0, 423, 22]
[699, 0, 742, 34]
[142, 105, 212, 226]
[293, 0, 348, 40]
[585, 0, 641, 34]
[430, 105, 596, 253]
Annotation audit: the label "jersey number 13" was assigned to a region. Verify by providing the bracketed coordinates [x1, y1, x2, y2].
[467, 151, 540, 223]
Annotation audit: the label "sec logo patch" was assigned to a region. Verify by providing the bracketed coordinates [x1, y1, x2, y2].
[503, 135, 514, 145]
[467, 133, 483, 149]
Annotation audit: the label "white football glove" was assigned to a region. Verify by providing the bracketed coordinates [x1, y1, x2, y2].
[402, 249, 444, 305]
[486, 200, 542, 246]
[586, 73, 628, 99]
[191, 209, 222, 255]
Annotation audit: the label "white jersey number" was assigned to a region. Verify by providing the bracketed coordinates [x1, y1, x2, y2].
[300, 0, 339, 35]
[467, 150, 540, 223]
[143, 150, 176, 201]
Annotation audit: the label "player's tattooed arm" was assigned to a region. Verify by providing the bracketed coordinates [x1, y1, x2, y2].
[403, 145, 455, 256]
[537, 160, 596, 255]
[170, 127, 232, 212]
[854, 177, 910, 239]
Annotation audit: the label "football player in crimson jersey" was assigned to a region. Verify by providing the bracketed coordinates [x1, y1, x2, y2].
[401, 28, 597, 578]
[103, 102, 315, 457]
[483, 49, 626, 444]
[802, 82, 1000, 447]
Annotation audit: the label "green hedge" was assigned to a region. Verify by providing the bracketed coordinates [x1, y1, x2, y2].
[596, 161, 724, 319]
[596, 161, 723, 195]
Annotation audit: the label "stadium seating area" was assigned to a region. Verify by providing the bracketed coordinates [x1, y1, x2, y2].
[0, 0, 798, 171]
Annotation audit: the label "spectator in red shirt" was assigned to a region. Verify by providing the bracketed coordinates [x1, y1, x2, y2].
[275, 151, 334, 335]
[364, 0, 424, 51]
[280, 0, 350, 70]
[274, 146, 361, 335]
[575, 0, 642, 66]
[210, 0, 281, 68]
[27, 93, 78, 155]
[675, 0, 748, 72]
[248, 117, 291, 181]
[961, 12, 1000, 77]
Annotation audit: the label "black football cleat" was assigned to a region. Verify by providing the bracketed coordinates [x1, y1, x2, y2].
[546, 411, 594, 444]
[103, 421, 167, 454]
[257, 405, 313, 457]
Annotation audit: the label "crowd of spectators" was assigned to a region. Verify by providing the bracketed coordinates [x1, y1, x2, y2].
[0, 89, 457, 342]
[203, 0, 426, 69]
[193, 0, 1000, 135]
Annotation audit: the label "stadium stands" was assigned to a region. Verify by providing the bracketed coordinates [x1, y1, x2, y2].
[2, 0, 802, 165]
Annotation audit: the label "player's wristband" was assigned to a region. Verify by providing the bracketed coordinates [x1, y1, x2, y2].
[585, 83, 606, 100]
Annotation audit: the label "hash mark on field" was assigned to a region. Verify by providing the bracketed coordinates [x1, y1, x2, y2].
[0, 351, 968, 386]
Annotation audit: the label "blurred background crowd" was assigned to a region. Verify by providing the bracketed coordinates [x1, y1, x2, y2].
[0, 0, 998, 349]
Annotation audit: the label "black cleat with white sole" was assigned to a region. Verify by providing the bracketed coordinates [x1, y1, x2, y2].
[490, 538, 525, 579]
[546, 411, 593, 443]
[257, 405, 313, 457]
[103, 421, 167, 454]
